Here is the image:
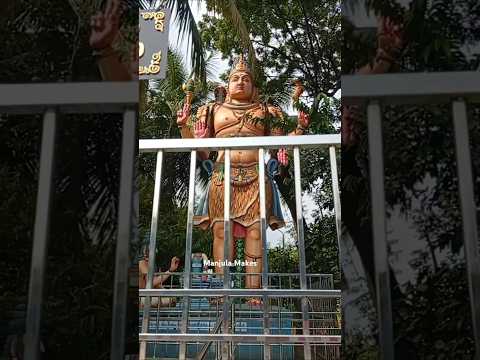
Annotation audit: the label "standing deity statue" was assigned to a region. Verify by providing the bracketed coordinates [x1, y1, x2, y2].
[176, 54, 310, 296]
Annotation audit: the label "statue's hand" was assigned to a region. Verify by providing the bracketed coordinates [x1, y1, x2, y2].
[342, 105, 361, 146]
[377, 16, 404, 57]
[176, 103, 191, 127]
[89, 0, 122, 50]
[278, 148, 288, 166]
[194, 120, 209, 138]
[298, 111, 310, 129]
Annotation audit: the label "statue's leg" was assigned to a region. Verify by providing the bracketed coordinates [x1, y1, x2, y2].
[245, 222, 262, 289]
[212, 222, 234, 275]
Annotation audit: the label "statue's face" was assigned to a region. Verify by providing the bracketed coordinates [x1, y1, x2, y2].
[228, 71, 253, 101]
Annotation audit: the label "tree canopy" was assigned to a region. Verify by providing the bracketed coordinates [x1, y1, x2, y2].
[342, 0, 480, 357]
[0, 1, 138, 357]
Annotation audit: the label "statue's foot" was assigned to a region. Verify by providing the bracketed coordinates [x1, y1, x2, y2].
[245, 297, 263, 306]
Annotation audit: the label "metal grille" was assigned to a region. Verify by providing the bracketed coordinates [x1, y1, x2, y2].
[342, 71, 480, 359]
[139, 134, 341, 360]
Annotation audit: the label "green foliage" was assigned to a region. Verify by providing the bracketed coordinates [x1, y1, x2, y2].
[268, 245, 299, 274]
[306, 216, 340, 285]
[343, 0, 480, 73]
[0, 1, 138, 357]
[392, 255, 475, 358]
[343, 333, 379, 360]
[200, 0, 341, 99]
[0, 117, 41, 322]
[343, 0, 480, 355]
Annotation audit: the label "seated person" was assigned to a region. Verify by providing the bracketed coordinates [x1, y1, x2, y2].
[139, 249, 180, 308]
[139, 249, 180, 289]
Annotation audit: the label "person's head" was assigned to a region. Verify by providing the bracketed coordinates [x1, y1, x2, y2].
[226, 54, 257, 103]
[214, 85, 227, 103]
[142, 246, 149, 260]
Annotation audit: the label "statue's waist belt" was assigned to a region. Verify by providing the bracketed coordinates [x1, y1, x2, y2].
[216, 132, 257, 138]
[212, 163, 259, 186]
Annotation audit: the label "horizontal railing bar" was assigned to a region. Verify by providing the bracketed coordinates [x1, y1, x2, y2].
[153, 272, 334, 276]
[139, 334, 341, 344]
[139, 289, 341, 297]
[139, 134, 340, 152]
[141, 311, 339, 315]
[342, 72, 480, 105]
[0, 82, 138, 113]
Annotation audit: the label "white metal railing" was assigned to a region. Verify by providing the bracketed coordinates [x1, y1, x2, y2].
[139, 134, 341, 360]
[0, 82, 138, 360]
[342, 71, 480, 360]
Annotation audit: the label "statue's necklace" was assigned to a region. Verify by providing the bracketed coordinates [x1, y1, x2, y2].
[223, 101, 257, 120]
[222, 101, 258, 111]
[232, 109, 245, 119]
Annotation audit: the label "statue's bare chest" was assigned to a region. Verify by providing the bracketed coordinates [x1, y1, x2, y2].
[213, 105, 266, 137]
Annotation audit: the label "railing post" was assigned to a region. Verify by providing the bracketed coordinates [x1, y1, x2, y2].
[222, 149, 232, 359]
[258, 148, 271, 360]
[293, 147, 311, 360]
[179, 150, 197, 360]
[329, 146, 341, 264]
[24, 108, 57, 360]
[367, 100, 394, 360]
[140, 150, 164, 360]
[111, 108, 137, 360]
[452, 98, 480, 357]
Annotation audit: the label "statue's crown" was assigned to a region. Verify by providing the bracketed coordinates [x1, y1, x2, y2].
[229, 54, 252, 77]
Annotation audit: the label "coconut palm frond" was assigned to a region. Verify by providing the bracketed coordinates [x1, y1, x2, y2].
[162, 0, 207, 84]
[222, 0, 259, 79]
[258, 77, 293, 108]
[139, 0, 153, 9]
[139, 0, 165, 10]
[166, 50, 189, 92]
[153, 49, 188, 102]
[204, 52, 223, 85]
[260, 88, 292, 108]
